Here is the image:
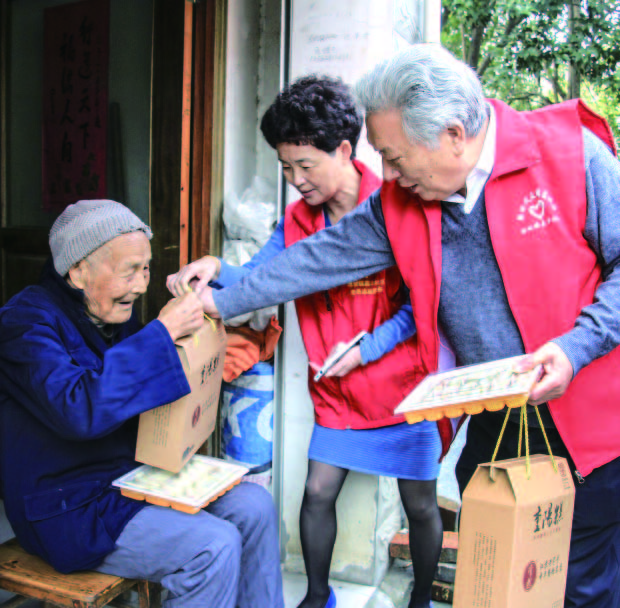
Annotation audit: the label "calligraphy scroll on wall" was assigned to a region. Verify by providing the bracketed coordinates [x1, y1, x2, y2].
[42, 0, 110, 212]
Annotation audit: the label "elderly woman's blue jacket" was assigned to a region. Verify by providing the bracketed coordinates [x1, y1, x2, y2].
[0, 260, 190, 573]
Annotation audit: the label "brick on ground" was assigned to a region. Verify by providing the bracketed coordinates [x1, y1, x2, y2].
[439, 530, 458, 564]
[432, 580, 454, 604]
[435, 562, 456, 584]
[389, 530, 458, 605]
[389, 530, 458, 564]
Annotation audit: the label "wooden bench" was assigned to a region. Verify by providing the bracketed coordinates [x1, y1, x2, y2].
[0, 538, 153, 608]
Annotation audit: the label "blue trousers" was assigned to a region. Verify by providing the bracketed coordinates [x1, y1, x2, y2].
[95, 482, 284, 608]
[456, 418, 620, 608]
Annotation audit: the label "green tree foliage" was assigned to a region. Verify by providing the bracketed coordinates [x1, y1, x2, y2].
[441, 0, 620, 140]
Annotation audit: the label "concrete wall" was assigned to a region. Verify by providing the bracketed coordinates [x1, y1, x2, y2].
[223, 0, 281, 204]
[223, 0, 261, 202]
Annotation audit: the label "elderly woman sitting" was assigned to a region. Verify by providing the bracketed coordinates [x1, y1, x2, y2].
[0, 200, 283, 608]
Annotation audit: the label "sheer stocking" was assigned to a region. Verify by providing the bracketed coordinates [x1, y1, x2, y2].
[398, 478, 443, 608]
[297, 460, 349, 608]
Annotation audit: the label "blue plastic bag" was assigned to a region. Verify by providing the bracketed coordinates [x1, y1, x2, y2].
[221, 362, 274, 472]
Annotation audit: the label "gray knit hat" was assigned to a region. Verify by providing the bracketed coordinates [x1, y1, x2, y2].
[49, 199, 153, 276]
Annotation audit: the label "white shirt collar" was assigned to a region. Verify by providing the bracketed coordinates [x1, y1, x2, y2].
[443, 104, 496, 213]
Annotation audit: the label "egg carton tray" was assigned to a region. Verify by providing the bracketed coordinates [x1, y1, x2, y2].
[394, 355, 543, 424]
[113, 455, 249, 514]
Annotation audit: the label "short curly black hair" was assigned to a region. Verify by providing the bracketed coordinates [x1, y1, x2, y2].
[260, 75, 363, 157]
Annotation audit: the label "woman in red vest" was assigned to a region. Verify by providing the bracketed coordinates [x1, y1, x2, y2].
[168, 76, 451, 608]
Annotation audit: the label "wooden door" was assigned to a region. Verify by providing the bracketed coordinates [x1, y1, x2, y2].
[144, 0, 226, 321]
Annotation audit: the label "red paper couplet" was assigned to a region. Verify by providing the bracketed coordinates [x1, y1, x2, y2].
[42, 0, 110, 212]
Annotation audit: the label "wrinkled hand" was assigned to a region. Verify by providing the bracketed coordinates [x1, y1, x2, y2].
[166, 256, 221, 297]
[310, 344, 363, 379]
[157, 292, 205, 342]
[515, 342, 574, 406]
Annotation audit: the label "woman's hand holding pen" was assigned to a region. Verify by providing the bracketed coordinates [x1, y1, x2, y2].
[310, 344, 363, 380]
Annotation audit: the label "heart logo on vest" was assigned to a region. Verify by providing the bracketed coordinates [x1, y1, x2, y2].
[517, 189, 560, 234]
[528, 200, 545, 220]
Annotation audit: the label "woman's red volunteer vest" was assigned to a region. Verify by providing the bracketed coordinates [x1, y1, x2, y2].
[284, 160, 428, 430]
[380, 99, 619, 476]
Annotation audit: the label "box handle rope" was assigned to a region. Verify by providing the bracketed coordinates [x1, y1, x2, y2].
[491, 404, 558, 480]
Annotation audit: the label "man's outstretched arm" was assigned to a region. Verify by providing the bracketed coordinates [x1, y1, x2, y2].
[211, 190, 396, 319]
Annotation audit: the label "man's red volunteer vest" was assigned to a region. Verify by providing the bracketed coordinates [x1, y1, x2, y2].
[380, 99, 619, 477]
[284, 160, 430, 431]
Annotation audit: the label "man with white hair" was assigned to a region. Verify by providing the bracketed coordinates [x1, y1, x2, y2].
[0, 200, 283, 608]
[170, 45, 620, 607]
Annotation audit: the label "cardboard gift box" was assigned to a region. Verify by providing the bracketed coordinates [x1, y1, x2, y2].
[454, 454, 575, 608]
[135, 319, 227, 472]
